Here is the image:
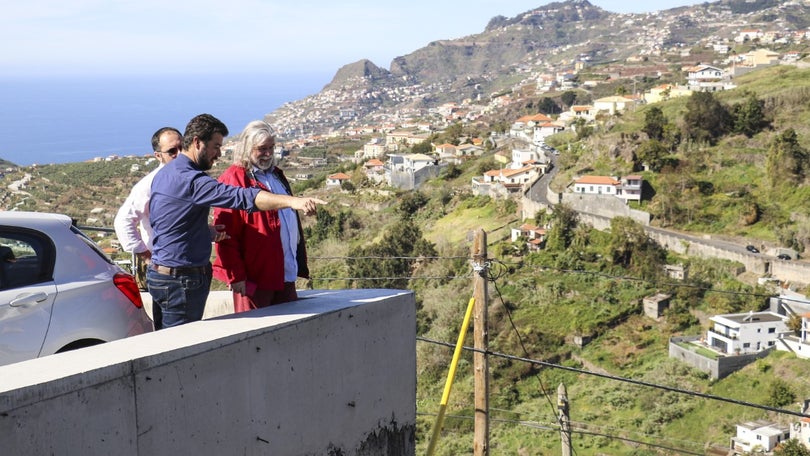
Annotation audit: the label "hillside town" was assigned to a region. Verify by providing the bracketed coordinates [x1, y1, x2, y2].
[6, 2, 810, 454]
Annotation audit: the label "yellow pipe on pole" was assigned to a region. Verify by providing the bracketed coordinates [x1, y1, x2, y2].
[426, 297, 476, 456]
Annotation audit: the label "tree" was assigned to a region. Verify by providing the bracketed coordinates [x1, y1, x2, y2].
[766, 128, 808, 188]
[774, 439, 810, 456]
[411, 139, 433, 155]
[538, 97, 560, 115]
[573, 117, 593, 140]
[767, 377, 796, 407]
[636, 139, 668, 172]
[608, 217, 666, 279]
[732, 92, 768, 137]
[397, 191, 429, 216]
[642, 106, 667, 141]
[545, 204, 579, 251]
[683, 92, 732, 145]
[560, 90, 577, 109]
[346, 219, 437, 289]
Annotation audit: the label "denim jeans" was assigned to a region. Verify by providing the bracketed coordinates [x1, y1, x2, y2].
[146, 265, 212, 330]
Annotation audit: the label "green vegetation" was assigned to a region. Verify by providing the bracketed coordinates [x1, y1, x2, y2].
[4, 63, 810, 456]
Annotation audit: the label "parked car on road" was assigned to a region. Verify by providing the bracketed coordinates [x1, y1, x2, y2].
[0, 212, 153, 367]
[746, 245, 760, 253]
[777, 253, 792, 260]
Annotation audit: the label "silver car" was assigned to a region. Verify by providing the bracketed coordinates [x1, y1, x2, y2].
[0, 211, 153, 366]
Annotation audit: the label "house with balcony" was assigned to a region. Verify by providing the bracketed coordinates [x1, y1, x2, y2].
[620, 175, 643, 202]
[730, 420, 790, 455]
[570, 175, 644, 202]
[772, 304, 810, 360]
[508, 113, 566, 145]
[510, 223, 547, 251]
[472, 166, 540, 198]
[707, 311, 788, 355]
[686, 64, 735, 92]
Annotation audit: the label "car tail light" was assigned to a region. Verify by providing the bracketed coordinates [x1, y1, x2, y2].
[114, 272, 144, 309]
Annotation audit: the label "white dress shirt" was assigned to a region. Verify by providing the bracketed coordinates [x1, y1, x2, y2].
[114, 165, 163, 254]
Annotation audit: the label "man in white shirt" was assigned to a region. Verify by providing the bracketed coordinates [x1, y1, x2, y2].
[114, 127, 182, 289]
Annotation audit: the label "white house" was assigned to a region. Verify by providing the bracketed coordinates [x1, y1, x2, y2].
[706, 311, 788, 355]
[572, 176, 621, 196]
[592, 96, 636, 115]
[685, 64, 733, 92]
[325, 172, 351, 188]
[483, 166, 538, 187]
[619, 175, 643, 202]
[730, 420, 790, 455]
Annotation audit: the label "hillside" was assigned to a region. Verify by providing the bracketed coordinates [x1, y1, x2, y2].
[267, 0, 810, 139]
[6, 1, 810, 454]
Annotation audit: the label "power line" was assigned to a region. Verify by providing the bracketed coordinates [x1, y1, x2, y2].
[307, 255, 805, 304]
[416, 336, 810, 419]
[416, 412, 707, 455]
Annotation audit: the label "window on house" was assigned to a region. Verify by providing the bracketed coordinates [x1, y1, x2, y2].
[768, 328, 776, 333]
[743, 343, 750, 348]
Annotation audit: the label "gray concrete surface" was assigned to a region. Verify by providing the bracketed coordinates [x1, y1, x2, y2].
[0, 289, 417, 456]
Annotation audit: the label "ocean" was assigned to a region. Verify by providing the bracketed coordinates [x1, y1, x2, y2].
[0, 72, 333, 166]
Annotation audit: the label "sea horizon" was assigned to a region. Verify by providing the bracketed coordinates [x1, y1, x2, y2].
[0, 71, 333, 167]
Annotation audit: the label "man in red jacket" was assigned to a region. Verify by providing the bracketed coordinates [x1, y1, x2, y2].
[212, 120, 310, 311]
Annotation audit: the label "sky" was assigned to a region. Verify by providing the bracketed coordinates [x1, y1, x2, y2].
[2, 0, 704, 78]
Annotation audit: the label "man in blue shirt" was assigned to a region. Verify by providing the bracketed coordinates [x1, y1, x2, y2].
[147, 113, 325, 330]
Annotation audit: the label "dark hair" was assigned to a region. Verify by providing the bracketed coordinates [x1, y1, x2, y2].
[183, 114, 229, 150]
[150, 127, 182, 152]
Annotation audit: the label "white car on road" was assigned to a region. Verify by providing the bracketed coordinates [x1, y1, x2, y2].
[0, 212, 153, 367]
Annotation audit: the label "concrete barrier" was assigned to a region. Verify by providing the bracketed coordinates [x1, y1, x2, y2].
[0, 289, 417, 455]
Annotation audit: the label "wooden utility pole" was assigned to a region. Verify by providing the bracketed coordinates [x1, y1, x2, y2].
[558, 382, 572, 456]
[472, 229, 489, 456]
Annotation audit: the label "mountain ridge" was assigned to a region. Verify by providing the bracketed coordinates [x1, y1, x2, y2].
[266, 0, 810, 139]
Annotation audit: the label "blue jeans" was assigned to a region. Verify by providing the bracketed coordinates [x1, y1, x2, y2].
[146, 265, 212, 330]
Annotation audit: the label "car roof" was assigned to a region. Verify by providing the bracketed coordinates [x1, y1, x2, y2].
[0, 211, 73, 228]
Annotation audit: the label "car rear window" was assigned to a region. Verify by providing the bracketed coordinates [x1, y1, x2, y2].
[70, 226, 115, 266]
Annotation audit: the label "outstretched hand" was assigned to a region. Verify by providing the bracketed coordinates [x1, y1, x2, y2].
[295, 197, 327, 216]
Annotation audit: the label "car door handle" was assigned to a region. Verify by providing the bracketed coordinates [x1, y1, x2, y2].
[9, 292, 49, 307]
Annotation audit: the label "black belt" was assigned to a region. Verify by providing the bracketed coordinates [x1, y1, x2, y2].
[151, 264, 209, 276]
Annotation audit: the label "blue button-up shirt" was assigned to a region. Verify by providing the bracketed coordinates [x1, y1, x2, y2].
[253, 166, 299, 281]
[150, 154, 261, 267]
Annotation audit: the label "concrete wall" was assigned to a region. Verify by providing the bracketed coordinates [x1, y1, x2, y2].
[669, 336, 771, 379]
[562, 193, 651, 226]
[0, 289, 416, 456]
